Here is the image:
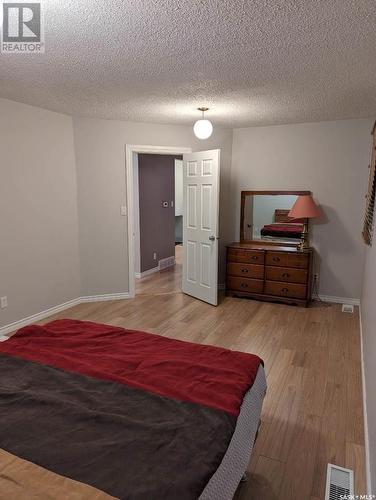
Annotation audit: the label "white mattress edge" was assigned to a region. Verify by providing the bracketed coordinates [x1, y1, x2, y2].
[199, 364, 267, 500]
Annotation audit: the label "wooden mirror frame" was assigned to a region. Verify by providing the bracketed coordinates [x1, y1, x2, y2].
[240, 190, 311, 246]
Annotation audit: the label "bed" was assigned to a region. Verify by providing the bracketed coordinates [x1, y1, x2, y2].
[260, 209, 304, 239]
[0, 319, 266, 500]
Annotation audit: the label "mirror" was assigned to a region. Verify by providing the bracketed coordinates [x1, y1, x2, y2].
[240, 191, 311, 245]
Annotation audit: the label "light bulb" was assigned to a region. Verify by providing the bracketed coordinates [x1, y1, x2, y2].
[193, 119, 213, 140]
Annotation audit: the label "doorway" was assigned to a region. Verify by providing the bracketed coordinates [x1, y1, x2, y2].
[126, 145, 221, 305]
[134, 153, 183, 296]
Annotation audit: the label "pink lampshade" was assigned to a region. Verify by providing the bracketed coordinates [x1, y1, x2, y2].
[288, 195, 322, 219]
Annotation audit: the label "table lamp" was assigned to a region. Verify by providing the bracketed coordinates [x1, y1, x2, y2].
[288, 195, 322, 251]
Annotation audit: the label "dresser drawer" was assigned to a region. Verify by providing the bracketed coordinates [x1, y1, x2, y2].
[227, 277, 264, 293]
[227, 248, 265, 264]
[265, 266, 308, 284]
[265, 280, 307, 299]
[266, 251, 309, 269]
[227, 262, 264, 279]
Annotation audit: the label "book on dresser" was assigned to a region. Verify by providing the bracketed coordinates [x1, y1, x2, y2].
[226, 243, 313, 307]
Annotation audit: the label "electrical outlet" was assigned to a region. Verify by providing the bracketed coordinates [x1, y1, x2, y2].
[0, 296, 8, 309]
[153, 252, 157, 260]
[314, 273, 319, 281]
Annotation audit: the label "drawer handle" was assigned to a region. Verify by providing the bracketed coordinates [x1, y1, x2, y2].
[241, 283, 248, 288]
[251, 256, 258, 260]
[282, 287, 289, 293]
[241, 268, 249, 273]
[282, 273, 290, 278]
[273, 257, 280, 262]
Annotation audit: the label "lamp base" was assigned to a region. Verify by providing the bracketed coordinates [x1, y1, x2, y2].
[297, 241, 310, 252]
[297, 221, 309, 252]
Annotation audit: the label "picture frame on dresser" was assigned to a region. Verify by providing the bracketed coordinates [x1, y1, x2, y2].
[226, 190, 313, 307]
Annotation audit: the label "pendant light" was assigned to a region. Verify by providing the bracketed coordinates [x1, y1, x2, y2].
[193, 107, 213, 140]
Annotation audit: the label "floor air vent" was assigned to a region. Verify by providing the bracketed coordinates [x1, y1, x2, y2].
[325, 464, 354, 500]
[342, 304, 354, 313]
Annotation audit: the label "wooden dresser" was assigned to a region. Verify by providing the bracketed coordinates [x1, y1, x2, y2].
[226, 243, 313, 307]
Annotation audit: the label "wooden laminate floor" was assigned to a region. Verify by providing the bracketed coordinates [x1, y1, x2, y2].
[42, 261, 365, 500]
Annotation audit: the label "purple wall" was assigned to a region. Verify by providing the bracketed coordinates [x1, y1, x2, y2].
[138, 154, 182, 273]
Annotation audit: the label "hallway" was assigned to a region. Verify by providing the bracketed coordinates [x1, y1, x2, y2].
[136, 245, 183, 296]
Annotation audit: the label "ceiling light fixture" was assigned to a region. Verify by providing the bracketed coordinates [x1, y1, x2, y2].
[193, 107, 213, 140]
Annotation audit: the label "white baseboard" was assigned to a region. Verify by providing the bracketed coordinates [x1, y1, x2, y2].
[135, 259, 177, 279]
[0, 293, 131, 337]
[135, 266, 159, 279]
[219, 288, 359, 305]
[317, 294, 360, 306]
[359, 307, 372, 495]
[80, 292, 131, 303]
[0, 297, 81, 337]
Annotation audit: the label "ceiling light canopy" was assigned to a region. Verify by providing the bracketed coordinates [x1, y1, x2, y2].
[193, 107, 213, 140]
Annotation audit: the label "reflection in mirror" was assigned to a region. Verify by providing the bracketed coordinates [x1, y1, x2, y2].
[243, 194, 305, 244]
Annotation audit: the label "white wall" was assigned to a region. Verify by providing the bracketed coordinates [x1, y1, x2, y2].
[0, 99, 80, 327]
[231, 119, 373, 299]
[73, 117, 233, 295]
[360, 123, 376, 492]
[361, 210, 376, 492]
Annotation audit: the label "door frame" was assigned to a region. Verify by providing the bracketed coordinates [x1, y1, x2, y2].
[125, 144, 192, 298]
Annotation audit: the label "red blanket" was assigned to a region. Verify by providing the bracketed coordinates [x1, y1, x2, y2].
[262, 223, 302, 233]
[0, 319, 262, 416]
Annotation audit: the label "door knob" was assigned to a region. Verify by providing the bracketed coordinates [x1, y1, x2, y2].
[209, 235, 216, 241]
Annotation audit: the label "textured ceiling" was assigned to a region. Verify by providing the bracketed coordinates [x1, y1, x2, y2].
[1, 0, 375, 127]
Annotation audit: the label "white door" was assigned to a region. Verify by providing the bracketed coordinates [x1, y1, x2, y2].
[182, 149, 220, 306]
